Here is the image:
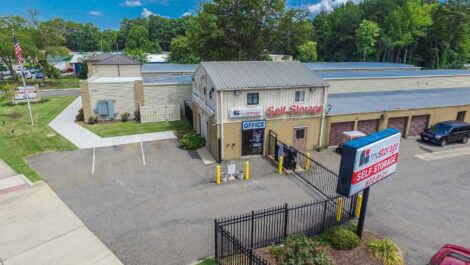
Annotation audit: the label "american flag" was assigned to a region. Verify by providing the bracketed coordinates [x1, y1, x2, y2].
[13, 33, 23, 64]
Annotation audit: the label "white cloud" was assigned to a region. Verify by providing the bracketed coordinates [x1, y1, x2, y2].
[141, 8, 155, 18]
[308, 0, 363, 15]
[88, 10, 103, 16]
[182, 11, 192, 17]
[121, 0, 143, 7]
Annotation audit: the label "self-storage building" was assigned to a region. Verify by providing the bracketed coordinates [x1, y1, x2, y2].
[191, 61, 329, 160]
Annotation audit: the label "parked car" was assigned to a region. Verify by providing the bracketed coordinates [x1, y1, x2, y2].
[23, 71, 32, 79]
[430, 244, 470, 265]
[335, 131, 367, 154]
[35, 71, 44, 79]
[421, 120, 470, 147]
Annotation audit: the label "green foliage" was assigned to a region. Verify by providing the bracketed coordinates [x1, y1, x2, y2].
[179, 132, 204, 150]
[134, 109, 141, 122]
[269, 234, 334, 265]
[120, 112, 130, 122]
[75, 108, 84, 122]
[297, 41, 318, 62]
[122, 49, 147, 63]
[169, 36, 200, 64]
[88, 115, 98, 125]
[78, 62, 88, 79]
[355, 20, 381, 61]
[324, 227, 360, 250]
[125, 25, 161, 53]
[367, 238, 403, 265]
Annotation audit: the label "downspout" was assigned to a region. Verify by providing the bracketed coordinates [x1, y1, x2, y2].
[220, 90, 224, 161]
[117, 65, 121, 77]
[317, 86, 328, 151]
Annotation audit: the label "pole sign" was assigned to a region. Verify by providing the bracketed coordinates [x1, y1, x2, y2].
[15, 86, 38, 100]
[336, 128, 401, 197]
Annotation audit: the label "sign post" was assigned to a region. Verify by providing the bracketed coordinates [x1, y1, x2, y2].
[336, 128, 401, 238]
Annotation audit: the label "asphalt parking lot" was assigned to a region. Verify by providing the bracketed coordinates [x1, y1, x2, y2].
[314, 138, 470, 265]
[29, 140, 322, 265]
[29, 137, 470, 265]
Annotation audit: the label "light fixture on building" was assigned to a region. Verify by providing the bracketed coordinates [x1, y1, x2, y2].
[380, 111, 388, 120]
[309, 87, 317, 93]
[234, 90, 241, 96]
[325, 104, 332, 115]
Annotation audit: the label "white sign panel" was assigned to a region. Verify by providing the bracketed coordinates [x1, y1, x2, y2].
[337, 129, 401, 197]
[349, 133, 400, 196]
[229, 107, 262, 118]
[15, 86, 38, 100]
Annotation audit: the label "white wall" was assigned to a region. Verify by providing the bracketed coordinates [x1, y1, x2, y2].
[143, 83, 192, 108]
[89, 82, 137, 119]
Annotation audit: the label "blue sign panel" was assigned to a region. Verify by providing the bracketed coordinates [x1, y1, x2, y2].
[242, 120, 266, 130]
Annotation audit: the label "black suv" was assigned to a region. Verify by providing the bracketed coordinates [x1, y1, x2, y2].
[421, 120, 470, 147]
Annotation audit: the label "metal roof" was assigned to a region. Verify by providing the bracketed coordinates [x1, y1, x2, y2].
[304, 62, 419, 71]
[88, 53, 114, 62]
[200, 61, 329, 91]
[328, 87, 470, 116]
[319, 69, 470, 80]
[90, 77, 142, 83]
[141, 63, 198, 73]
[94, 54, 141, 65]
[143, 75, 192, 85]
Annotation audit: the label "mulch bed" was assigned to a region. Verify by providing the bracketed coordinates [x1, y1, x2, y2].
[253, 231, 385, 265]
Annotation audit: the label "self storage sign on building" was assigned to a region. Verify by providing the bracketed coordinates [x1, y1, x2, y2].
[337, 128, 401, 197]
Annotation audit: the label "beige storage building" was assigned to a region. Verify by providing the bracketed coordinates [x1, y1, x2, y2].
[191, 61, 329, 160]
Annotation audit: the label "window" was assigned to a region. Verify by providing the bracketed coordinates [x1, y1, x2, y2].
[247, 93, 259, 105]
[296, 129, 305, 139]
[295, 91, 305, 102]
[457, 111, 466, 121]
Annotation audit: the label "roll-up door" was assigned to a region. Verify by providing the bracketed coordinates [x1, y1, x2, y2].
[357, 119, 380, 135]
[329, 122, 354, 146]
[388, 117, 407, 137]
[409, 115, 430, 136]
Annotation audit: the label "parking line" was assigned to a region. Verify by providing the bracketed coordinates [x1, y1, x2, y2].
[92, 147, 96, 174]
[140, 140, 146, 166]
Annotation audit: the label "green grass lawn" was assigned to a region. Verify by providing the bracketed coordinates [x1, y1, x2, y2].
[2, 77, 80, 90]
[84, 119, 193, 138]
[0, 96, 77, 181]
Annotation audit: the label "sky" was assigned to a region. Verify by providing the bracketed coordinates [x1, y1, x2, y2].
[0, 0, 362, 29]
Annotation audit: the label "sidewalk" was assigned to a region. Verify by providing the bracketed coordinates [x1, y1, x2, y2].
[0, 159, 32, 195]
[49, 97, 176, 149]
[0, 182, 124, 265]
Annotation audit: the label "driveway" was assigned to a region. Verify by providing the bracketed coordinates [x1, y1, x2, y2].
[29, 140, 322, 265]
[0, 182, 123, 265]
[314, 138, 470, 265]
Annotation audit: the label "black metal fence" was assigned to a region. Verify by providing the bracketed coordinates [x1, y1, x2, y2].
[215, 196, 357, 264]
[214, 130, 358, 264]
[184, 100, 193, 125]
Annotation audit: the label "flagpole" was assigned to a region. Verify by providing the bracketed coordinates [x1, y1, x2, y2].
[13, 30, 34, 125]
[20, 63, 34, 125]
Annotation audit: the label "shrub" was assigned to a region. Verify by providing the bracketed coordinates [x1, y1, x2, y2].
[121, 112, 130, 122]
[75, 108, 84, 122]
[367, 238, 403, 265]
[179, 132, 205, 150]
[134, 109, 141, 122]
[88, 115, 98, 125]
[324, 227, 360, 250]
[268, 234, 334, 265]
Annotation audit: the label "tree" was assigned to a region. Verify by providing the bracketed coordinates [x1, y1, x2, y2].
[188, 0, 288, 61]
[271, 9, 313, 56]
[296, 41, 318, 62]
[126, 25, 161, 53]
[122, 49, 147, 63]
[169, 36, 200, 64]
[100, 30, 118, 52]
[355, 20, 381, 61]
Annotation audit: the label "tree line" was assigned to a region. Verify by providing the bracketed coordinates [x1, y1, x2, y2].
[0, 0, 469, 75]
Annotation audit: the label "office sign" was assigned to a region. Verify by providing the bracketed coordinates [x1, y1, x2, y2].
[336, 128, 401, 197]
[229, 107, 262, 118]
[242, 120, 266, 130]
[15, 86, 38, 100]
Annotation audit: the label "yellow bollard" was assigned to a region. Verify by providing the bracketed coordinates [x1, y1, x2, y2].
[216, 165, 221, 185]
[336, 197, 344, 221]
[245, 161, 250, 180]
[278, 156, 284, 175]
[306, 153, 311, 171]
[355, 194, 363, 218]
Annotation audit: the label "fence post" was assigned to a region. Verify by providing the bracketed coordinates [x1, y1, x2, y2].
[283, 203, 289, 240]
[336, 197, 344, 222]
[214, 219, 218, 261]
[321, 201, 328, 232]
[251, 211, 255, 249]
[306, 152, 311, 171]
[278, 156, 284, 175]
[216, 165, 221, 185]
[355, 194, 363, 218]
[245, 161, 250, 180]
